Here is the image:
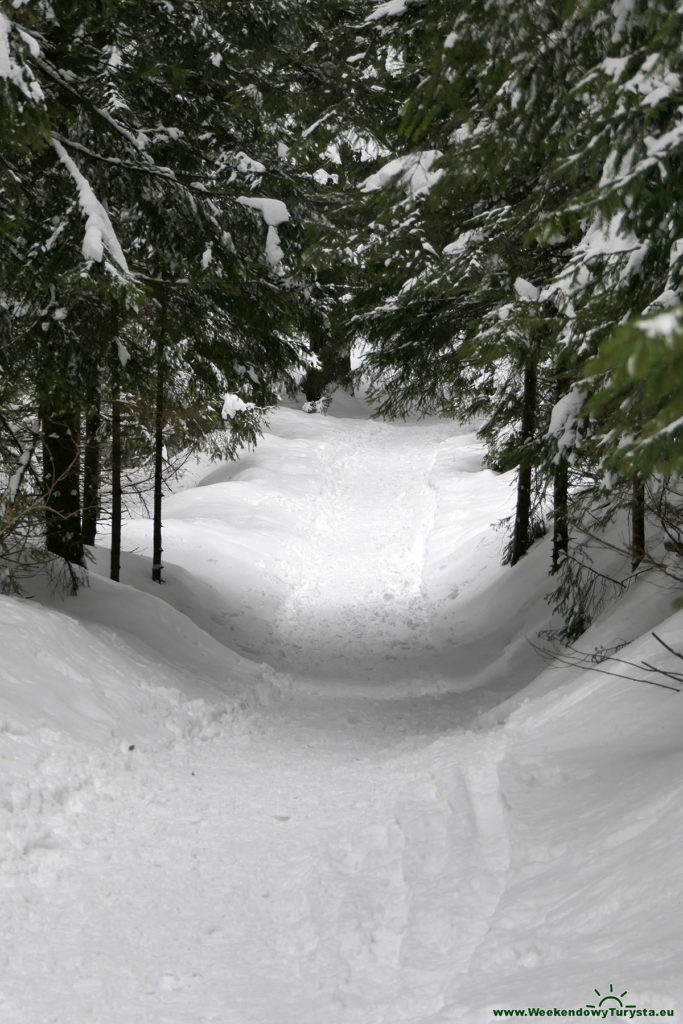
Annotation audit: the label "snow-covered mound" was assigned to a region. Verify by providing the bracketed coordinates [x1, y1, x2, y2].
[1, 393, 681, 1022]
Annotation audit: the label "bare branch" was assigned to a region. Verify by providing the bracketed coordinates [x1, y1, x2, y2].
[528, 639, 682, 693]
[652, 632, 683, 664]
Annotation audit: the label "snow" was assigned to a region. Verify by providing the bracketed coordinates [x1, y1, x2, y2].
[366, 0, 425, 22]
[237, 195, 290, 268]
[513, 275, 540, 301]
[612, 0, 637, 40]
[235, 151, 266, 175]
[52, 139, 129, 274]
[116, 339, 131, 367]
[107, 44, 122, 69]
[624, 54, 681, 109]
[547, 386, 586, 459]
[602, 56, 630, 80]
[636, 309, 682, 339]
[220, 392, 251, 419]
[238, 198, 289, 229]
[2, 394, 683, 1021]
[0, 10, 43, 101]
[7, 447, 31, 503]
[644, 119, 683, 160]
[360, 150, 444, 197]
[301, 112, 333, 140]
[443, 228, 482, 256]
[567, 211, 649, 285]
[16, 27, 39, 58]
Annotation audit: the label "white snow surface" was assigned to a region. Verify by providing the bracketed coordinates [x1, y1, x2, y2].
[2, 393, 682, 1022]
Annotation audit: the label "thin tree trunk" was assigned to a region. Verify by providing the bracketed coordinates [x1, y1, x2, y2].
[42, 406, 84, 565]
[510, 359, 537, 566]
[631, 475, 646, 570]
[551, 372, 570, 575]
[551, 458, 569, 574]
[152, 339, 164, 583]
[110, 395, 122, 582]
[82, 396, 101, 547]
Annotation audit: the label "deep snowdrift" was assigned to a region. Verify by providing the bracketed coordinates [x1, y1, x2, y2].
[1, 392, 681, 1023]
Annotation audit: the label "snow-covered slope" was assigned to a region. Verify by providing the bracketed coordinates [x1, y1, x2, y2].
[1, 392, 681, 1023]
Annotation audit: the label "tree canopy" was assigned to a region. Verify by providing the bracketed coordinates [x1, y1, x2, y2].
[1, 0, 681, 630]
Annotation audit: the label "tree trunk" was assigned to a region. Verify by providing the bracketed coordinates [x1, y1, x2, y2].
[302, 335, 352, 402]
[302, 363, 327, 403]
[152, 340, 164, 583]
[42, 407, 84, 565]
[82, 397, 101, 547]
[551, 458, 569, 574]
[509, 359, 537, 566]
[631, 475, 646, 570]
[110, 395, 122, 582]
[550, 370, 570, 574]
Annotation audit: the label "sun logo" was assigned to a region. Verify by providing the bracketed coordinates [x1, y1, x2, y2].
[586, 983, 636, 1011]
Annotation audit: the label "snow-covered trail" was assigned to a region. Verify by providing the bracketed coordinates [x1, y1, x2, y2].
[126, 405, 525, 709]
[3, 404, 522, 1023]
[152, 412, 458, 685]
[6, 400, 681, 1023]
[2, 709, 510, 1024]
[261, 416, 445, 684]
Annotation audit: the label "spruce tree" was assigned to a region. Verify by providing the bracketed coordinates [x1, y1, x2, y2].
[0, 0, 321, 584]
[349, 0, 682, 629]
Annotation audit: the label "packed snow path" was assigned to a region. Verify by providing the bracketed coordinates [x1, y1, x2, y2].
[3, 399, 682, 1022]
[165, 411, 458, 686]
[146, 405, 529, 712]
[2, 707, 509, 1024]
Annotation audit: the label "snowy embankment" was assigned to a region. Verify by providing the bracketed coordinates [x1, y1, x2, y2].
[1, 392, 681, 1023]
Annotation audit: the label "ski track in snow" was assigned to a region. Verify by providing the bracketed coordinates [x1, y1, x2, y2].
[4, 402, 682, 1022]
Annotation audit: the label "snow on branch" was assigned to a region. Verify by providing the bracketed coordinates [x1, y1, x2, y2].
[234, 152, 266, 175]
[636, 308, 683, 340]
[52, 138, 129, 275]
[360, 151, 444, 197]
[237, 195, 290, 268]
[547, 387, 586, 461]
[221, 393, 253, 420]
[0, 11, 44, 101]
[366, 0, 426, 23]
